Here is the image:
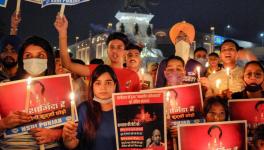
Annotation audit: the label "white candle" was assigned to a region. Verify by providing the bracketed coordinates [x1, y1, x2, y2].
[60, 4, 65, 17]
[16, 0, 21, 15]
[226, 67, 230, 89]
[196, 66, 201, 80]
[70, 92, 75, 121]
[40, 144, 45, 150]
[216, 79, 222, 94]
[140, 68, 145, 83]
[25, 77, 32, 113]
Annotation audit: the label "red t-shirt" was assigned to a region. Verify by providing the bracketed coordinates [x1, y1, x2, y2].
[87, 64, 140, 92]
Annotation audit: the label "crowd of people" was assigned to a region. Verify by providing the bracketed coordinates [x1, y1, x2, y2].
[0, 11, 263, 150]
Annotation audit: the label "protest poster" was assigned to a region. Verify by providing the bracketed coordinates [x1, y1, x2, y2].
[113, 92, 167, 150]
[144, 83, 205, 126]
[0, 74, 78, 137]
[42, 0, 90, 7]
[0, 0, 8, 7]
[178, 121, 247, 150]
[229, 99, 264, 147]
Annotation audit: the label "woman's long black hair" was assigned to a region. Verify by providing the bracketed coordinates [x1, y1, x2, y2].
[16, 36, 55, 79]
[81, 64, 119, 146]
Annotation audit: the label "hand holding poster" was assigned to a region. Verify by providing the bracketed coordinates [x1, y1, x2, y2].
[0, 74, 78, 137]
[113, 92, 167, 150]
[178, 121, 247, 150]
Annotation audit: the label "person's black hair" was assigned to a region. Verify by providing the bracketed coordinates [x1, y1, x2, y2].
[16, 36, 55, 79]
[89, 58, 104, 65]
[106, 32, 129, 49]
[0, 35, 21, 52]
[208, 52, 219, 58]
[194, 47, 207, 56]
[253, 124, 264, 148]
[244, 61, 264, 73]
[204, 96, 229, 121]
[166, 55, 185, 67]
[127, 42, 143, 52]
[81, 65, 119, 147]
[71, 58, 85, 65]
[208, 125, 223, 139]
[220, 39, 239, 51]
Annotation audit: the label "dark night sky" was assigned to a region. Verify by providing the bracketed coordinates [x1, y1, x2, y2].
[0, 0, 264, 47]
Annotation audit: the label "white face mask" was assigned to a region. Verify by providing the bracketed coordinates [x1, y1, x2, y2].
[93, 96, 112, 104]
[175, 40, 191, 63]
[23, 58, 48, 76]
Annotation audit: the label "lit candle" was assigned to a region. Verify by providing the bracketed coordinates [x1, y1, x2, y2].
[25, 77, 32, 113]
[216, 79, 222, 94]
[226, 67, 230, 89]
[60, 4, 65, 17]
[16, 0, 21, 16]
[212, 70, 216, 74]
[196, 66, 201, 80]
[140, 68, 145, 83]
[70, 92, 75, 121]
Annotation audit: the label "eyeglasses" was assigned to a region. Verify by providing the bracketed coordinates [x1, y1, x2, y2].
[244, 72, 263, 79]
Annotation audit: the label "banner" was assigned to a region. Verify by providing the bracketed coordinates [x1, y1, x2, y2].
[178, 121, 247, 150]
[0, 0, 8, 7]
[229, 99, 264, 146]
[42, 0, 90, 7]
[144, 83, 204, 126]
[0, 74, 78, 137]
[113, 92, 167, 150]
[25, 0, 42, 4]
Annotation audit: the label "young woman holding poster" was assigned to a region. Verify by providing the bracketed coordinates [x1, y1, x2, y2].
[62, 65, 120, 150]
[0, 36, 62, 149]
[232, 61, 264, 99]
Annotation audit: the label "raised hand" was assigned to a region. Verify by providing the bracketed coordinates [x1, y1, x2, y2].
[54, 14, 68, 36]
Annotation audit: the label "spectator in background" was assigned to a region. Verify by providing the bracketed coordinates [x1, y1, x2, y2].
[237, 47, 257, 68]
[205, 52, 222, 77]
[126, 43, 153, 89]
[0, 11, 22, 82]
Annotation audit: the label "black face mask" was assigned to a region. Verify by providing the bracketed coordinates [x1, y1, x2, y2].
[2, 56, 17, 68]
[245, 83, 262, 92]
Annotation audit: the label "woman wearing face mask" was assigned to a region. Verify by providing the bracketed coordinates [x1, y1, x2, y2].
[62, 65, 119, 150]
[232, 61, 264, 99]
[156, 55, 185, 88]
[0, 36, 62, 149]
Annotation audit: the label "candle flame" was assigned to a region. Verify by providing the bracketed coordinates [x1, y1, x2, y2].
[216, 79, 221, 89]
[226, 67, 230, 76]
[70, 92, 75, 101]
[140, 68, 144, 75]
[27, 77, 32, 85]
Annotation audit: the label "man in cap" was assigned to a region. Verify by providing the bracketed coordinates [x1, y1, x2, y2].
[0, 11, 21, 82]
[169, 21, 195, 63]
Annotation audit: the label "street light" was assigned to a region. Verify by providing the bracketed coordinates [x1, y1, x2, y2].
[260, 33, 264, 47]
[210, 26, 215, 53]
[226, 25, 231, 29]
